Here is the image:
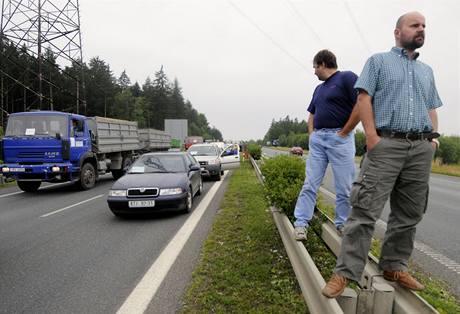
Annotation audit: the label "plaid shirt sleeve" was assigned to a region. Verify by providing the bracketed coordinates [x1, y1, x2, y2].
[354, 55, 381, 97]
[426, 68, 443, 110]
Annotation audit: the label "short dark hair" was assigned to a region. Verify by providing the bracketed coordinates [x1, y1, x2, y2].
[313, 49, 337, 69]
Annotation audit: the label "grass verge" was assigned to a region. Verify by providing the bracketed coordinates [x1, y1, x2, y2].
[431, 160, 460, 177]
[181, 161, 308, 313]
[0, 179, 16, 189]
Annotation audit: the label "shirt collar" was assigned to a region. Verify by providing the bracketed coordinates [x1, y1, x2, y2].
[391, 46, 420, 60]
[324, 70, 340, 83]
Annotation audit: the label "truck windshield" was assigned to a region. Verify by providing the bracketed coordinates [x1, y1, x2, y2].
[5, 114, 68, 138]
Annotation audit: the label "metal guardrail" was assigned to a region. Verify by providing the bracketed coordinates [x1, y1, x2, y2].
[250, 157, 344, 314]
[250, 154, 439, 314]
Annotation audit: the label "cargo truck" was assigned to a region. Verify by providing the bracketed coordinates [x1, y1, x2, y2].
[0, 111, 170, 192]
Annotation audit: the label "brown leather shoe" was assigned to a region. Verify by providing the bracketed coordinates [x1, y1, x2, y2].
[322, 274, 349, 298]
[383, 270, 425, 291]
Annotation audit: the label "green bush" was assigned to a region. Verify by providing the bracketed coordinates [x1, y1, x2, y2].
[248, 143, 262, 160]
[276, 132, 309, 150]
[355, 130, 366, 156]
[260, 155, 305, 219]
[439, 136, 460, 164]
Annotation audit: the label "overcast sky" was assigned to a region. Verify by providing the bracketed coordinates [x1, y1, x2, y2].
[80, 0, 460, 140]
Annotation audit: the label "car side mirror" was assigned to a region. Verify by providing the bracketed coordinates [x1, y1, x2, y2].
[189, 164, 200, 171]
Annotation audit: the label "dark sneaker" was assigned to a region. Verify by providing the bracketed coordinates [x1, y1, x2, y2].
[383, 270, 425, 291]
[336, 225, 344, 237]
[322, 274, 349, 298]
[294, 226, 307, 241]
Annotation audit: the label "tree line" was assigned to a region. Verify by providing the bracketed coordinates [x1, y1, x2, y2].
[0, 39, 222, 140]
[263, 115, 460, 165]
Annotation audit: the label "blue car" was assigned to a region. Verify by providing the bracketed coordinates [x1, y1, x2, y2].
[107, 152, 202, 217]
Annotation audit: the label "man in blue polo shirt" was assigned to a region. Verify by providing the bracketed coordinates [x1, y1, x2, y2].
[293, 50, 360, 241]
[323, 11, 442, 298]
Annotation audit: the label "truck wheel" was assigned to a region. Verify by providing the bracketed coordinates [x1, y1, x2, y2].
[78, 163, 96, 190]
[17, 181, 41, 192]
[112, 157, 132, 180]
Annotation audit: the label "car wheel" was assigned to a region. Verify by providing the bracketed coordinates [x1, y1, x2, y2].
[214, 170, 221, 181]
[196, 178, 203, 196]
[183, 190, 193, 213]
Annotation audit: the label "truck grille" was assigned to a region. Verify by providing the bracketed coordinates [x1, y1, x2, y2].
[127, 187, 159, 197]
[17, 152, 45, 158]
[199, 161, 207, 166]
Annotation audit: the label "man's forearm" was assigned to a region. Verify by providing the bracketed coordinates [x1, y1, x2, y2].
[429, 109, 438, 132]
[308, 114, 314, 134]
[357, 93, 377, 137]
[339, 105, 360, 136]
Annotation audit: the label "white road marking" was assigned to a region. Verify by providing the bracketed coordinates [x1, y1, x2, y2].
[40, 194, 105, 218]
[116, 173, 226, 314]
[415, 242, 460, 275]
[0, 191, 23, 198]
[319, 186, 460, 275]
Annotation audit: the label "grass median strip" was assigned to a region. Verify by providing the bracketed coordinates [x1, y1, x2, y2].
[181, 161, 308, 313]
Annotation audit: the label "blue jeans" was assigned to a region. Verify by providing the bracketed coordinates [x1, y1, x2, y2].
[294, 129, 356, 228]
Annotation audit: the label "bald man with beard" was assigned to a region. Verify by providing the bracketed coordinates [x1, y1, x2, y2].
[322, 11, 443, 298]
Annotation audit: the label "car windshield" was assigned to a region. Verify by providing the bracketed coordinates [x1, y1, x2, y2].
[127, 154, 186, 173]
[5, 114, 68, 138]
[188, 145, 218, 156]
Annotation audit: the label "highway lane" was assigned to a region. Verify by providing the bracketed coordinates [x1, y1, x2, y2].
[0, 174, 229, 313]
[262, 147, 460, 296]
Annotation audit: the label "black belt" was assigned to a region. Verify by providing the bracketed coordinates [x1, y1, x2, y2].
[376, 129, 440, 140]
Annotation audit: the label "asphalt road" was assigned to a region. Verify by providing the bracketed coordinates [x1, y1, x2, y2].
[263, 147, 460, 296]
[0, 173, 230, 313]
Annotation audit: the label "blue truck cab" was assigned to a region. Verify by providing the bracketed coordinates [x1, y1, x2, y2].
[0, 111, 98, 192]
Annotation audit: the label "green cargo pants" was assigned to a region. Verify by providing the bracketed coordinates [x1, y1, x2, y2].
[335, 137, 434, 282]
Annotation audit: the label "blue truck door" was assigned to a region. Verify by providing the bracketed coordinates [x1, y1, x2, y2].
[70, 118, 90, 166]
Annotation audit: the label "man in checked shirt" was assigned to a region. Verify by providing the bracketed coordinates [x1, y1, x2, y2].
[322, 11, 442, 298]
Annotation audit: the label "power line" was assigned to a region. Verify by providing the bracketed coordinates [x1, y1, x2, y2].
[343, 0, 372, 54]
[228, 0, 309, 72]
[283, 0, 325, 48]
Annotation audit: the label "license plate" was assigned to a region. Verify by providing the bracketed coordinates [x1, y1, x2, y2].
[10, 168, 26, 172]
[128, 200, 155, 208]
[200, 167, 205, 171]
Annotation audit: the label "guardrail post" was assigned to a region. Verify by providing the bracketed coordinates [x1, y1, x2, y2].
[356, 289, 374, 314]
[337, 288, 357, 314]
[372, 282, 394, 314]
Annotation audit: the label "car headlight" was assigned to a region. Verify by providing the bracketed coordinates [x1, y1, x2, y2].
[109, 190, 127, 197]
[207, 159, 220, 165]
[160, 187, 183, 195]
[1, 167, 9, 173]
